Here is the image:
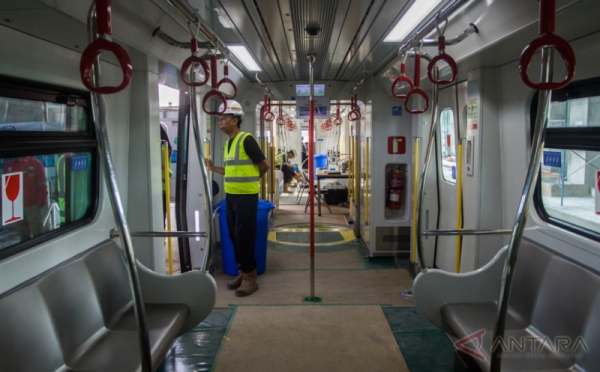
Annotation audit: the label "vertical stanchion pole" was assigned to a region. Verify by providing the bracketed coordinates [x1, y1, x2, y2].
[491, 47, 554, 372]
[308, 55, 316, 300]
[302, 54, 321, 303]
[365, 138, 370, 225]
[189, 77, 213, 272]
[86, 4, 152, 370]
[455, 140, 463, 273]
[415, 59, 439, 270]
[411, 138, 420, 263]
[163, 144, 173, 275]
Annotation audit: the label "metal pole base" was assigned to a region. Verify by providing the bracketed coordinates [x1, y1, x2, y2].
[302, 296, 323, 303]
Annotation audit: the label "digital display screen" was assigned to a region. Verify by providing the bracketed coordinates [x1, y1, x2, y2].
[296, 84, 325, 96]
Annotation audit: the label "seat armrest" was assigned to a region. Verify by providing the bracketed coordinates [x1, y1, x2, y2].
[413, 246, 507, 329]
[136, 262, 217, 335]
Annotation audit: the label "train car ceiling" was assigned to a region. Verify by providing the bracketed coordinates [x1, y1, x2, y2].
[0, 0, 586, 92]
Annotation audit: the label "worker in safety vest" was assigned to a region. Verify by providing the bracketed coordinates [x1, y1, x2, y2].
[206, 100, 270, 297]
[3, 157, 48, 240]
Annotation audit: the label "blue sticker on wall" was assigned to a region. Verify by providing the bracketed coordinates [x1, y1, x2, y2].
[392, 106, 403, 116]
[452, 165, 456, 180]
[543, 151, 561, 167]
[72, 155, 89, 171]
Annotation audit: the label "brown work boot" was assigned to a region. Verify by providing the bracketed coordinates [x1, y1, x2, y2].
[226, 270, 243, 290]
[235, 269, 259, 297]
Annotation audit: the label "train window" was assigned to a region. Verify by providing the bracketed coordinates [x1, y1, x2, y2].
[0, 77, 97, 260]
[534, 77, 600, 240]
[440, 108, 456, 182]
[0, 98, 88, 132]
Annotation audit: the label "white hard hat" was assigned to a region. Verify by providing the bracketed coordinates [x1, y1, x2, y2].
[219, 99, 244, 117]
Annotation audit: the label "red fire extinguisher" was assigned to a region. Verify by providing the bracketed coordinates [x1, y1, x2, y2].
[387, 166, 405, 210]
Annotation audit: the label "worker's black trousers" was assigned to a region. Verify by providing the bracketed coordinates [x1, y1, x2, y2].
[225, 193, 258, 273]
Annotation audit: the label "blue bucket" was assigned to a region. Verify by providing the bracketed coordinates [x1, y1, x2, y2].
[214, 199, 275, 276]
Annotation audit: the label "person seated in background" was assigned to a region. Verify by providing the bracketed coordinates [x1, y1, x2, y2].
[281, 160, 300, 193]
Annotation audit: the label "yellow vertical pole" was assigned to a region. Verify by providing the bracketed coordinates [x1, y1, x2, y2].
[455, 142, 463, 273]
[163, 145, 173, 275]
[411, 138, 420, 263]
[365, 137, 370, 224]
[270, 146, 275, 201]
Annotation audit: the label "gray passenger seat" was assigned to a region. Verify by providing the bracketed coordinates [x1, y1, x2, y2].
[413, 238, 600, 371]
[0, 239, 217, 371]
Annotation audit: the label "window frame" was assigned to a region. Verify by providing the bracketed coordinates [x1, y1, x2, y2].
[0, 76, 99, 260]
[532, 76, 600, 242]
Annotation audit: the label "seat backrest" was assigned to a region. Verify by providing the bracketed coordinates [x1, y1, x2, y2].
[84, 241, 132, 327]
[507, 239, 554, 325]
[531, 252, 600, 340]
[0, 285, 64, 371]
[0, 240, 132, 369]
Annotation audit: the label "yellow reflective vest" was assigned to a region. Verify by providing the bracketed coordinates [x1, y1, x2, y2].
[224, 132, 260, 194]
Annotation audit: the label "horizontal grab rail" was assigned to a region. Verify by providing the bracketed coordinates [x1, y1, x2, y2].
[423, 229, 513, 236]
[110, 229, 207, 239]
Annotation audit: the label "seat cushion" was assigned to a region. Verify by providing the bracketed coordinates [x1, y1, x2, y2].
[67, 303, 189, 371]
[442, 302, 574, 371]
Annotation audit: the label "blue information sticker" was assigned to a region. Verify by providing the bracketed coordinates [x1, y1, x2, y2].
[72, 155, 89, 171]
[543, 151, 561, 167]
[451, 165, 456, 180]
[392, 106, 403, 116]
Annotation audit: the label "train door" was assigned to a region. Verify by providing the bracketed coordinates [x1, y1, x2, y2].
[434, 84, 462, 272]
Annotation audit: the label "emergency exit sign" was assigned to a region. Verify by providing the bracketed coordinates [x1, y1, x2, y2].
[388, 136, 406, 154]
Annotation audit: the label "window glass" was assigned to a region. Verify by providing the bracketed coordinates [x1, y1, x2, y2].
[540, 148, 600, 234]
[0, 97, 88, 132]
[0, 152, 93, 251]
[440, 108, 456, 182]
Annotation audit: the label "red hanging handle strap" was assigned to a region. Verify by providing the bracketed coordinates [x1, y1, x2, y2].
[216, 64, 238, 98]
[181, 39, 210, 87]
[519, 0, 576, 90]
[334, 104, 343, 125]
[262, 95, 275, 121]
[202, 55, 227, 115]
[405, 53, 430, 114]
[80, 0, 132, 94]
[392, 62, 415, 99]
[276, 105, 285, 126]
[348, 94, 361, 121]
[427, 36, 458, 85]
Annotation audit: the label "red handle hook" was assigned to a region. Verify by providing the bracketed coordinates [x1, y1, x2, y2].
[181, 39, 210, 87]
[80, 0, 132, 94]
[262, 95, 275, 121]
[427, 36, 458, 85]
[348, 94, 362, 121]
[392, 62, 415, 99]
[217, 64, 238, 98]
[405, 53, 430, 114]
[519, 0, 576, 90]
[202, 55, 227, 115]
[334, 104, 343, 125]
[276, 105, 285, 126]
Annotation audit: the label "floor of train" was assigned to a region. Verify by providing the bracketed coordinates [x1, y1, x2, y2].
[159, 193, 459, 372]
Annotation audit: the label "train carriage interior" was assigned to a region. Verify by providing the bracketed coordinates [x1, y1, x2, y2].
[1, 0, 600, 371]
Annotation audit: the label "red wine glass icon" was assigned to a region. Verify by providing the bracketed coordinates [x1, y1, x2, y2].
[5, 173, 21, 222]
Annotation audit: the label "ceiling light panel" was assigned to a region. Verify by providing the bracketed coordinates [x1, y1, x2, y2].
[228, 45, 262, 71]
[384, 0, 445, 42]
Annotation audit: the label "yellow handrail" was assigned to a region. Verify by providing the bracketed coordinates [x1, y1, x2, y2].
[163, 144, 173, 275]
[455, 142, 463, 273]
[411, 138, 420, 263]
